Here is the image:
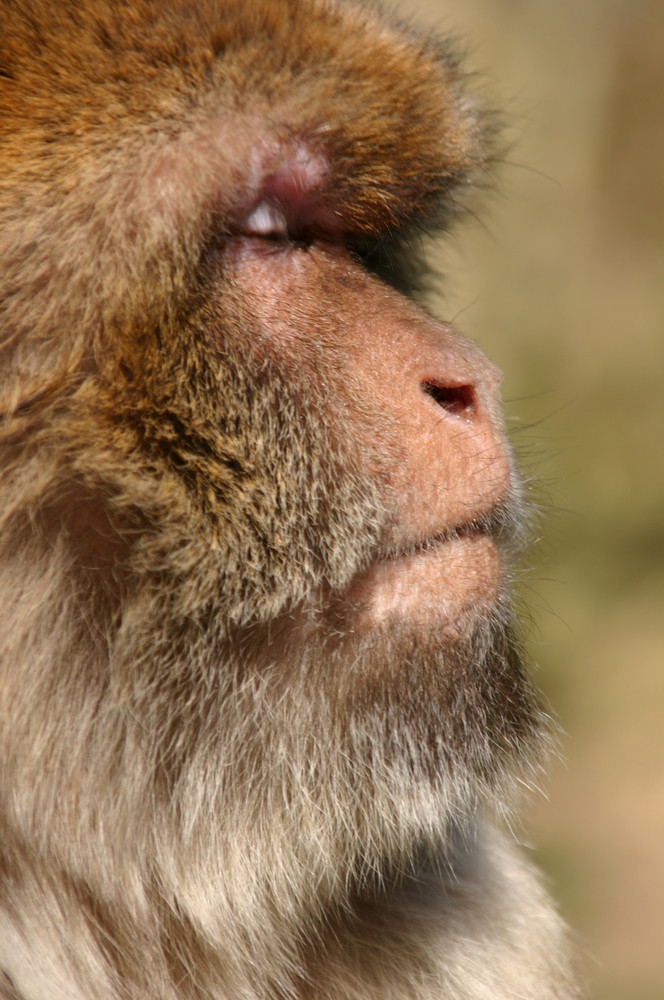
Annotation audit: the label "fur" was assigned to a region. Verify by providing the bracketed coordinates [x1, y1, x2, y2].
[0, 2, 580, 997]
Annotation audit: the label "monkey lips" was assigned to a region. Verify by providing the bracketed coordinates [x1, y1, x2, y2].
[349, 529, 503, 634]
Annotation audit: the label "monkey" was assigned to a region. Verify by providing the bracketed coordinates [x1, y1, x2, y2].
[0, 1, 582, 997]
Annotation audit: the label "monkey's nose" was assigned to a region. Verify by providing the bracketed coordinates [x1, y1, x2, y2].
[421, 380, 475, 419]
[369, 316, 511, 542]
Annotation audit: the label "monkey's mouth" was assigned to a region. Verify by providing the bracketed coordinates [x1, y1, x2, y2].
[408, 516, 499, 554]
[347, 514, 511, 633]
[385, 498, 518, 562]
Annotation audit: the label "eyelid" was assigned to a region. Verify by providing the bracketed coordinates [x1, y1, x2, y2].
[243, 201, 289, 237]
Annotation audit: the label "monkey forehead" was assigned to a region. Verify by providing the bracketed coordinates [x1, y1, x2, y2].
[1, 0, 491, 240]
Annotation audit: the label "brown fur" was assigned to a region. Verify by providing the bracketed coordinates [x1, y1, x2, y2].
[0, 2, 581, 997]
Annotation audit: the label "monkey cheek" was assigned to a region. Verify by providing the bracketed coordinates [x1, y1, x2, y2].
[349, 534, 503, 637]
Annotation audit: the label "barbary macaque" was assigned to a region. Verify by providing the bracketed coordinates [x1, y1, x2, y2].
[0, 1, 581, 997]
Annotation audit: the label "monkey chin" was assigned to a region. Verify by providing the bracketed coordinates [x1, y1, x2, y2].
[349, 532, 503, 636]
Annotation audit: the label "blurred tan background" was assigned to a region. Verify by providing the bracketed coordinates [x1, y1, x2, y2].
[395, 1, 664, 998]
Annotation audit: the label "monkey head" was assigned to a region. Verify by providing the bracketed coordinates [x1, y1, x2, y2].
[0, 3, 572, 999]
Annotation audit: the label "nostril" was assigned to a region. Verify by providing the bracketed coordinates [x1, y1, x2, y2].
[421, 380, 475, 417]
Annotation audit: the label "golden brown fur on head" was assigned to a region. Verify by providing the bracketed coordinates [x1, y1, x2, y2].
[0, 2, 580, 998]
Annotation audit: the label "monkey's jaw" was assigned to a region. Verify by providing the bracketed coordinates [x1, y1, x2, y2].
[348, 533, 503, 635]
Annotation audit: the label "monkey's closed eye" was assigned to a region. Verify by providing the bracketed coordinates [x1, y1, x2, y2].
[231, 144, 342, 246]
[243, 201, 289, 239]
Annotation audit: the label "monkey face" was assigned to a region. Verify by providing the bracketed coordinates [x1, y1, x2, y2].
[0, 1, 549, 976]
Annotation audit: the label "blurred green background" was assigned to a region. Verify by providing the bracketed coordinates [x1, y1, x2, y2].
[395, 2, 664, 998]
